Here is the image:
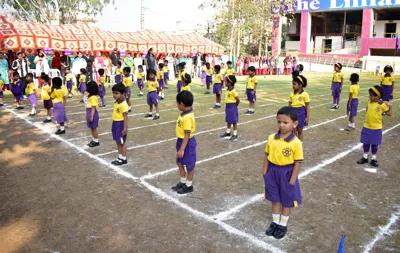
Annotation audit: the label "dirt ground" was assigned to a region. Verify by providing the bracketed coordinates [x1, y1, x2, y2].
[0, 72, 399, 253]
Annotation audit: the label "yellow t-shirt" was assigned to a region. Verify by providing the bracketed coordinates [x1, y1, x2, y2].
[381, 76, 394, 86]
[181, 85, 191, 92]
[178, 71, 186, 81]
[157, 70, 164, 80]
[0, 80, 3, 90]
[116, 68, 123, 75]
[332, 72, 344, 82]
[289, 91, 310, 108]
[86, 95, 99, 109]
[214, 73, 223, 84]
[112, 100, 129, 121]
[176, 110, 196, 138]
[137, 72, 144, 80]
[79, 74, 86, 83]
[225, 88, 238, 104]
[206, 68, 213, 76]
[147, 80, 159, 92]
[226, 68, 235, 76]
[348, 84, 360, 99]
[98, 76, 105, 85]
[247, 76, 257, 89]
[163, 66, 169, 72]
[41, 84, 51, 100]
[201, 66, 206, 72]
[25, 82, 35, 95]
[265, 132, 304, 166]
[364, 102, 389, 130]
[123, 76, 132, 87]
[51, 89, 66, 103]
[65, 73, 73, 82]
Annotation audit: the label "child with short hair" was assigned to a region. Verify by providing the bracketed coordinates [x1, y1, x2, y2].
[115, 61, 123, 84]
[357, 85, 392, 167]
[296, 64, 304, 75]
[157, 63, 165, 100]
[380, 65, 394, 102]
[0, 75, 4, 107]
[98, 68, 106, 107]
[122, 66, 132, 112]
[220, 75, 240, 141]
[177, 62, 186, 93]
[111, 82, 129, 165]
[181, 73, 191, 92]
[200, 62, 207, 86]
[25, 73, 37, 116]
[78, 68, 87, 103]
[345, 73, 360, 131]
[213, 65, 223, 109]
[204, 62, 212, 94]
[41, 74, 53, 123]
[289, 75, 310, 141]
[10, 72, 24, 110]
[172, 90, 197, 194]
[264, 106, 303, 240]
[51, 77, 68, 135]
[163, 60, 169, 89]
[226, 61, 235, 76]
[331, 63, 343, 109]
[145, 69, 160, 120]
[86, 81, 100, 147]
[245, 66, 258, 115]
[65, 67, 74, 98]
[137, 65, 145, 96]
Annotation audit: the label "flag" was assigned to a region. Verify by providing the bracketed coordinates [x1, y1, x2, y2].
[396, 33, 399, 53]
[337, 235, 345, 253]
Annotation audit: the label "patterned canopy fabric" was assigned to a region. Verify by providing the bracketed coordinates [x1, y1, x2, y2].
[0, 16, 224, 55]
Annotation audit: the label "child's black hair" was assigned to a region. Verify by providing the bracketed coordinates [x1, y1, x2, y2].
[98, 68, 105, 75]
[205, 62, 210, 67]
[369, 85, 384, 98]
[123, 66, 131, 73]
[148, 69, 157, 76]
[26, 73, 34, 79]
[112, 82, 126, 94]
[350, 73, 359, 83]
[117, 61, 122, 67]
[41, 74, 49, 83]
[178, 62, 186, 69]
[277, 106, 298, 122]
[226, 75, 236, 86]
[335, 63, 343, 70]
[13, 71, 20, 78]
[182, 73, 191, 84]
[291, 70, 299, 79]
[158, 63, 164, 69]
[214, 64, 221, 72]
[80, 68, 86, 74]
[248, 66, 256, 72]
[87, 81, 99, 96]
[176, 90, 194, 107]
[227, 61, 232, 65]
[66, 67, 71, 71]
[138, 65, 143, 70]
[52, 77, 63, 89]
[383, 65, 393, 73]
[297, 64, 304, 72]
[293, 75, 307, 88]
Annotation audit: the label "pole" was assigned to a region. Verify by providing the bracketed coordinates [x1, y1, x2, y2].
[140, 0, 145, 30]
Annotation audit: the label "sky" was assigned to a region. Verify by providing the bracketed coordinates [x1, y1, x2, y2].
[95, 0, 216, 32]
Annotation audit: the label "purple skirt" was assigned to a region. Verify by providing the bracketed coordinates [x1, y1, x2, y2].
[206, 76, 212, 85]
[246, 89, 256, 102]
[264, 162, 302, 208]
[331, 82, 342, 97]
[125, 87, 131, 99]
[28, 94, 37, 107]
[112, 121, 127, 144]
[14, 94, 23, 102]
[201, 72, 206, 79]
[294, 106, 307, 128]
[86, 108, 99, 129]
[137, 79, 144, 89]
[177, 80, 182, 92]
[158, 79, 165, 89]
[347, 98, 358, 117]
[99, 85, 106, 97]
[66, 81, 73, 91]
[147, 91, 158, 105]
[0, 91, 3, 98]
[53, 102, 68, 124]
[176, 137, 197, 171]
[213, 83, 222, 94]
[360, 127, 382, 145]
[381, 85, 393, 101]
[164, 72, 169, 81]
[115, 75, 122, 84]
[225, 103, 238, 124]
[43, 99, 53, 109]
[79, 82, 87, 93]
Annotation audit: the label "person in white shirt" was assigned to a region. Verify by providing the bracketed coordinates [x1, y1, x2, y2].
[72, 51, 87, 84]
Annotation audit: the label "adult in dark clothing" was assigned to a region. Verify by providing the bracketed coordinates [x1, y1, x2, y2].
[52, 52, 62, 70]
[84, 51, 95, 82]
[145, 48, 156, 80]
[60, 51, 70, 79]
[11, 52, 29, 95]
[110, 48, 120, 77]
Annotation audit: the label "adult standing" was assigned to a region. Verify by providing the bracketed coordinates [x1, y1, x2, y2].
[103, 52, 111, 83]
[51, 52, 62, 71]
[166, 53, 175, 81]
[84, 51, 95, 82]
[94, 51, 106, 82]
[72, 51, 87, 85]
[12, 52, 29, 94]
[195, 53, 202, 78]
[110, 48, 120, 79]
[34, 49, 50, 76]
[124, 52, 134, 80]
[221, 51, 229, 66]
[186, 55, 193, 77]
[145, 48, 156, 80]
[133, 53, 143, 82]
[0, 53, 10, 87]
[60, 51, 70, 79]
[236, 56, 242, 76]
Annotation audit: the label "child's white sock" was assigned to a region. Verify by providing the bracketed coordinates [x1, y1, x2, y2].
[161, 92, 164, 98]
[372, 155, 377, 160]
[60, 126, 65, 131]
[233, 130, 238, 135]
[351, 123, 355, 128]
[118, 154, 123, 159]
[186, 180, 193, 187]
[128, 106, 131, 111]
[280, 215, 289, 227]
[156, 113, 159, 116]
[180, 177, 187, 184]
[31, 108, 36, 114]
[121, 156, 127, 160]
[348, 121, 352, 127]
[93, 138, 99, 143]
[363, 153, 368, 159]
[226, 128, 231, 134]
[56, 124, 60, 129]
[140, 91, 143, 95]
[47, 116, 51, 120]
[272, 213, 280, 224]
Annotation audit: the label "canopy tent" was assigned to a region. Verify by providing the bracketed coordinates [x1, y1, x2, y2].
[0, 16, 224, 55]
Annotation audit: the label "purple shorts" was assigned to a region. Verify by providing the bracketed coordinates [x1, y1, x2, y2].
[125, 87, 131, 99]
[0, 91, 3, 98]
[294, 106, 308, 128]
[158, 79, 164, 89]
[213, 83, 222, 94]
[177, 80, 182, 92]
[79, 82, 87, 93]
[225, 103, 238, 124]
[28, 94, 37, 107]
[86, 108, 99, 129]
[99, 85, 106, 97]
[246, 89, 256, 102]
[43, 99, 53, 109]
[137, 79, 144, 89]
[115, 75, 122, 84]
[14, 94, 23, 102]
[360, 127, 382, 145]
[53, 102, 68, 124]
[147, 91, 158, 105]
[201, 72, 206, 79]
[66, 81, 73, 91]
[331, 82, 342, 97]
[206, 76, 212, 86]
[112, 121, 127, 144]
[381, 85, 393, 101]
[264, 162, 302, 208]
[347, 98, 358, 117]
[164, 72, 169, 82]
[176, 137, 197, 171]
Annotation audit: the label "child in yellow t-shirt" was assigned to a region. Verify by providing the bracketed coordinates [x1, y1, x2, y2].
[380, 65, 394, 102]
[25, 73, 37, 116]
[115, 61, 123, 84]
[144, 70, 160, 120]
[220, 75, 240, 141]
[98, 69, 106, 107]
[41, 74, 53, 123]
[163, 60, 169, 89]
[181, 73, 191, 92]
[331, 63, 344, 109]
[157, 63, 165, 99]
[65, 67, 74, 98]
[345, 73, 360, 131]
[289, 75, 310, 141]
[85, 81, 100, 147]
[137, 65, 145, 96]
[51, 77, 68, 135]
[212, 65, 223, 108]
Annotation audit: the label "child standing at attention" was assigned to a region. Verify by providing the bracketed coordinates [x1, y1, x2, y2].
[289, 75, 310, 141]
[86, 81, 100, 147]
[213, 65, 223, 109]
[226, 61, 235, 76]
[10, 72, 24, 109]
[357, 86, 392, 167]
[137, 65, 145, 96]
[115, 61, 123, 84]
[263, 106, 303, 240]
[345, 73, 360, 131]
[380, 65, 394, 102]
[177, 62, 186, 93]
[144, 70, 160, 120]
[245, 66, 258, 115]
[163, 60, 169, 89]
[172, 90, 197, 194]
[205, 62, 212, 94]
[41, 75, 53, 123]
[122, 67, 132, 112]
[111, 83, 129, 165]
[200, 62, 207, 86]
[65, 67, 74, 98]
[0, 76, 4, 107]
[78, 68, 87, 103]
[25, 73, 37, 116]
[51, 77, 68, 135]
[331, 63, 343, 109]
[157, 63, 165, 100]
[181, 73, 191, 92]
[220, 75, 240, 141]
[98, 69, 106, 107]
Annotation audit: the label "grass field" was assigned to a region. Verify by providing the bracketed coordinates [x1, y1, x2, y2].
[0, 72, 399, 253]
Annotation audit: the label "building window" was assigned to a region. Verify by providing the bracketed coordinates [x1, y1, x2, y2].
[384, 23, 397, 38]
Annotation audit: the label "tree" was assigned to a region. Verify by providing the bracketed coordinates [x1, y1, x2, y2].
[0, 0, 115, 24]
